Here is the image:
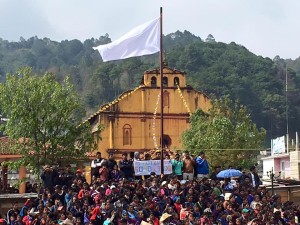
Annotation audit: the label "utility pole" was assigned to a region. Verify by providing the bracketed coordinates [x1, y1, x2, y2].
[286, 66, 289, 153]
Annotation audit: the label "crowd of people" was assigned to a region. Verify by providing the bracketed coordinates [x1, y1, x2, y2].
[1, 151, 300, 225]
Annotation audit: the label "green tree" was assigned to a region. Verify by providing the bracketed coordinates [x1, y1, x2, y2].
[205, 34, 215, 42]
[0, 67, 99, 175]
[181, 96, 266, 169]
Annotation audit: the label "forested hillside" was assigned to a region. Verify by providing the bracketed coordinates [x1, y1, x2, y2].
[1, 31, 299, 141]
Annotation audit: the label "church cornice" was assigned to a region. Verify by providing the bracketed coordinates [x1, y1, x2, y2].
[144, 66, 186, 75]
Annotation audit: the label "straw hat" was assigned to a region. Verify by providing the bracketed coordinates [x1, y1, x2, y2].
[161, 181, 167, 186]
[159, 213, 172, 222]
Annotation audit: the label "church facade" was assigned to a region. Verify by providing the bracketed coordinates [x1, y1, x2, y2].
[87, 66, 211, 158]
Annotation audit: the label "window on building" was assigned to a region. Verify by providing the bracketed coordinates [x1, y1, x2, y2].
[163, 77, 168, 87]
[163, 91, 169, 108]
[151, 77, 157, 87]
[174, 77, 180, 86]
[123, 124, 132, 145]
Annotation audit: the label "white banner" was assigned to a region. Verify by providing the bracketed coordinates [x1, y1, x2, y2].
[134, 160, 172, 176]
[271, 136, 286, 155]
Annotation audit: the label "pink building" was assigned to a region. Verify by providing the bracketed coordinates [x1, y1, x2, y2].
[261, 153, 290, 180]
[261, 134, 300, 181]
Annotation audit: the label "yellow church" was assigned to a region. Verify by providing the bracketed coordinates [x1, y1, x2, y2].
[86, 65, 211, 158]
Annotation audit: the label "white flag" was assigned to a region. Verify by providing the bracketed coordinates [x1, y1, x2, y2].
[93, 17, 160, 62]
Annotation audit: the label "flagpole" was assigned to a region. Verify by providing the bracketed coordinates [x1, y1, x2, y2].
[160, 7, 164, 175]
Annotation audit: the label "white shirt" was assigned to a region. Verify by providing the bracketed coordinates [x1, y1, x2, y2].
[91, 158, 105, 168]
[250, 173, 255, 187]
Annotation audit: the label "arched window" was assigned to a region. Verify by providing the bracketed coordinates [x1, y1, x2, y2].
[163, 77, 168, 87]
[151, 77, 157, 87]
[174, 77, 180, 86]
[123, 124, 132, 145]
[163, 91, 169, 108]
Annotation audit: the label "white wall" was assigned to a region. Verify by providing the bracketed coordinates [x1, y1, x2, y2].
[262, 158, 275, 181]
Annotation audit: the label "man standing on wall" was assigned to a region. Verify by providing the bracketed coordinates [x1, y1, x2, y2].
[106, 153, 117, 172]
[91, 152, 106, 178]
[171, 153, 183, 180]
[249, 165, 261, 189]
[195, 151, 209, 179]
[183, 151, 195, 181]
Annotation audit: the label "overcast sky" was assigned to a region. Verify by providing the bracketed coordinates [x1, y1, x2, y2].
[1, 0, 299, 60]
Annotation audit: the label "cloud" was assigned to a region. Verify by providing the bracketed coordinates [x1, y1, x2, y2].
[0, 0, 60, 41]
[0, 0, 299, 59]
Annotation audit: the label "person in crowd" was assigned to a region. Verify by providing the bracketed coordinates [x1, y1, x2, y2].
[238, 168, 247, 184]
[91, 151, 106, 177]
[110, 164, 121, 182]
[52, 185, 66, 205]
[222, 178, 234, 192]
[195, 152, 209, 179]
[153, 150, 161, 160]
[210, 166, 221, 181]
[57, 167, 67, 186]
[182, 152, 195, 181]
[65, 164, 75, 187]
[171, 153, 183, 180]
[41, 165, 58, 192]
[134, 152, 143, 180]
[159, 213, 172, 225]
[99, 163, 110, 182]
[212, 181, 222, 197]
[119, 152, 134, 180]
[144, 153, 152, 179]
[6, 202, 19, 225]
[74, 169, 87, 183]
[165, 154, 171, 160]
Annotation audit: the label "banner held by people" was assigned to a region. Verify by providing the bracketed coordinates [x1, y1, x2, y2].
[134, 160, 172, 176]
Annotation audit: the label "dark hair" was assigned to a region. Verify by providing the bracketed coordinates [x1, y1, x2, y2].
[250, 166, 256, 171]
[199, 151, 205, 155]
[96, 152, 101, 155]
[122, 153, 128, 156]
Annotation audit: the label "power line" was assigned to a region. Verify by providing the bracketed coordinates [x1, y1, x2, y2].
[198, 149, 266, 151]
[174, 148, 268, 151]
